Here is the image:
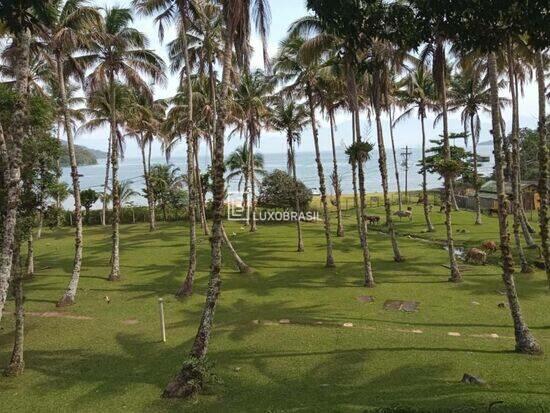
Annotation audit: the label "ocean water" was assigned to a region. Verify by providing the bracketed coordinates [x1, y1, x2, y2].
[61, 145, 495, 208]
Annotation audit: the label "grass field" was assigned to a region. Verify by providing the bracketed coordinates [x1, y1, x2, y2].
[0, 207, 549, 412]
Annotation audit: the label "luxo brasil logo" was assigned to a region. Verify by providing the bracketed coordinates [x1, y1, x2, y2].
[227, 191, 319, 223]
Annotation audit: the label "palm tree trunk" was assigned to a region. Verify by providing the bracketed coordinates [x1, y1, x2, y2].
[101, 132, 112, 227]
[56, 55, 84, 306]
[175, 19, 198, 298]
[221, 225, 251, 273]
[507, 43, 531, 273]
[289, 139, 304, 252]
[353, 110, 375, 287]
[0, 29, 30, 324]
[25, 234, 34, 278]
[421, 113, 435, 232]
[249, 135, 257, 232]
[470, 116, 483, 225]
[388, 110, 403, 211]
[194, 139, 209, 236]
[306, 83, 335, 268]
[374, 105, 404, 262]
[351, 114, 362, 238]
[535, 51, 550, 286]
[108, 73, 121, 281]
[488, 52, 541, 354]
[329, 113, 344, 237]
[163, 22, 234, 399]
[140, 141, 156, 231]
[4, 243, 24, 376]
[437, 41, 461, 283]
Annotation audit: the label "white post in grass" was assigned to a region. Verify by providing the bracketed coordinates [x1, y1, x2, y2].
[158, 298, 166, 342]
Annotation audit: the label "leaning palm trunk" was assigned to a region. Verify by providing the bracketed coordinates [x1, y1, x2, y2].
[56, 55, 84, 306]
[108, 74, 121, 281]
[176, 23, 198, 299]
[374, 105, 404, 262]
[420, 113, 435, 232]
[488, 52, 541, 354]
[221, 225, 251, 273]
[101, 133, 112, 226]
[0, 30, 30, 324]
[450, 180, 460, 211]
[388, 110, 403, 211]
[163, 24, 234, 399]
[306, 83, 335, 268]
[289, 140, 304, 251]
[329, 113, 344, 237]
[4, 243, 24, 376]
[140, 141, 156, 231]
[470, 116, 483, 225]
[507, 43, 531, 273]
[535, 52, 550, 286]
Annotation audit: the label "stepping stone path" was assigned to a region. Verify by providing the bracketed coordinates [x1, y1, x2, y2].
[279, 319, 291, 324]
[448, 332, 461, 337]
[342, 323, 354, 328]
[461, 373, 486, 386]
[357, 295, 375, 303]
[383, 300, 420, 313]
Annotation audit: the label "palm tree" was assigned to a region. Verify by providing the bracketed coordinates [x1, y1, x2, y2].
[80, 81, 134, 228]
[346, 141, 376, 287]
[225, 144, 266, 200]
[534, 50, 550, 287]
[270, 98, 309, 251]
[420, 39, 462, 283]
[124, 92, 165, 232]
[317, 75, 346, 237]
[395, 62, 437, 232]
[230, 70, 273, 232]
[487, 51, 542, 354]
[0, 0, 55, 328]
[163, 0, 270, 398]
[49, 0, 101, 307]
[119, 179, 138, 216]
[274, 32, 335, 268]
[85, 7, 165, 281]
[446, 63, 494, 226]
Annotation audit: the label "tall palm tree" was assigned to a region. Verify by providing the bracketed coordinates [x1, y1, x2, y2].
[49, 0, 101, 307]
[534, 50, 549, 287]
[0, 0, 55, 327]
[446, 63, 495, 226]
[395, 62, 437, 232]
[85, 7, 165, 281]
[270, 98, 309, 251]
[225, 144, 266, 197]
[274, 32, 335, 268]
[367, 41, 404, 262]
[124, 92, 165, 232]
[317, 75, 346, 237]
[420, 39, 462, 283]
[230, 70, 273, 232]
[163, 0, 270, 398]
[487, 51, 542, 354]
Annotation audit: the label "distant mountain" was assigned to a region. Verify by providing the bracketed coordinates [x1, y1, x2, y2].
[59, 141, 108, 167]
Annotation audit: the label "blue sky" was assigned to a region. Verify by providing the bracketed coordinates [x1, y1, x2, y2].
[80, 0, 540, 158]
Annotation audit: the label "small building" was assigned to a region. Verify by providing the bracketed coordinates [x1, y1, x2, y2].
[479, 180, 540, 211]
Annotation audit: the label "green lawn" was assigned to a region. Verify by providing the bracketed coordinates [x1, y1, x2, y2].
[0, 209, 549, 412]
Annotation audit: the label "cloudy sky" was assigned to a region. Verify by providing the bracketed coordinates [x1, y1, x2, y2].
[80, 0, 541, 157]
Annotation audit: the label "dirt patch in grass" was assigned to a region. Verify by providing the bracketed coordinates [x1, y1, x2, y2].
[27, 311, 93, 320]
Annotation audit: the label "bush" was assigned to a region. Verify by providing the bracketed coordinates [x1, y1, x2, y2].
[258, 169, 312, 210]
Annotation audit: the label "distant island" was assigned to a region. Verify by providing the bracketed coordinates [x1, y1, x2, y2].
[59, 141, 108, 167]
